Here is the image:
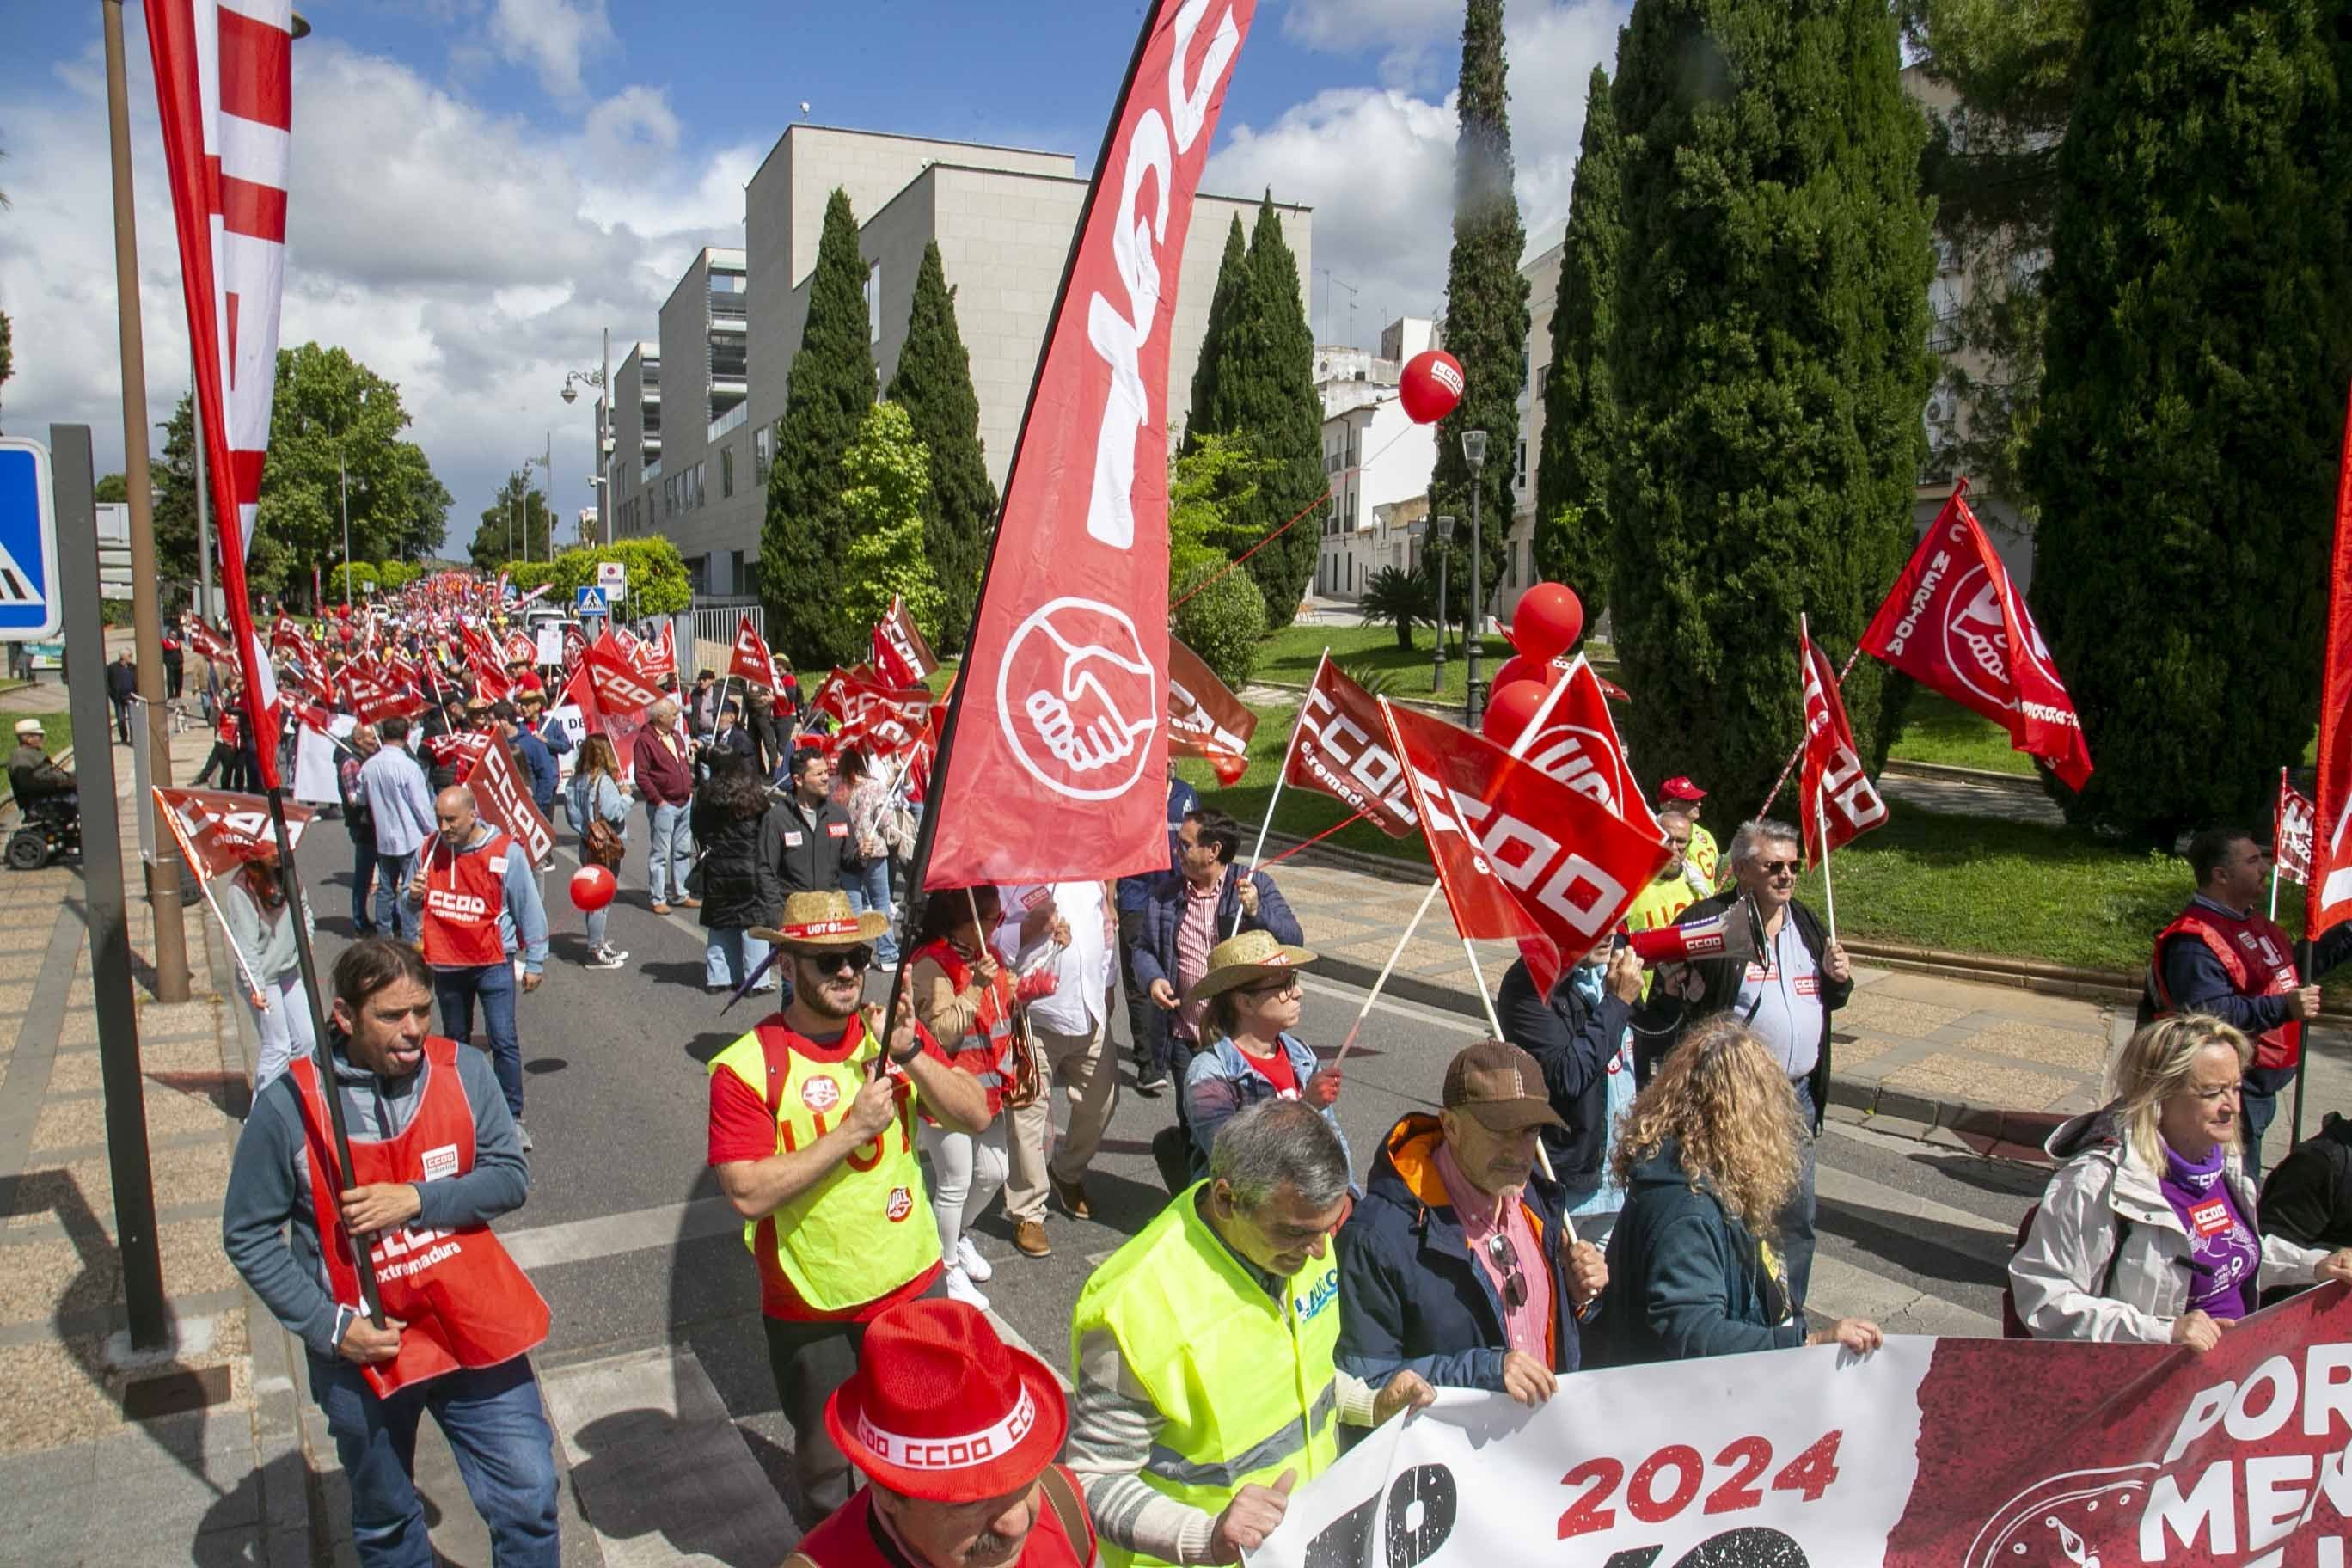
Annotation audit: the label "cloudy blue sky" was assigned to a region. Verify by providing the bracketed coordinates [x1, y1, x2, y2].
[0, 0, 1625, 550]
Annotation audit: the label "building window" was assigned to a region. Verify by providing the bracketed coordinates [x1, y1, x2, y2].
[721, 444, 735, 499]
[1515, 439, 1528, 491]
[755, 423, 775, 485]
[866, 262, 882, 346]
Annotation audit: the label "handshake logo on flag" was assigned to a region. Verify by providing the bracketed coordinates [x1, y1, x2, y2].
[998, 597, 1159, 802]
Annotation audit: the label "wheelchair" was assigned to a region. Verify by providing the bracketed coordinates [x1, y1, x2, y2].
[6, 793, 81, 870]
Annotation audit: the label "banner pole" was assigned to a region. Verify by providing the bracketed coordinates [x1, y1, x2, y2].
[1455, 931, 1560, 1190]
[1817, 775, 1839, 946]
[1330, 879, 1444, 1071]
[1759, 644, 1864, 818]
[2293, 936, 2313, 1152]
[193, 875, 267, 1007]
[1234, 650, 1323, 935]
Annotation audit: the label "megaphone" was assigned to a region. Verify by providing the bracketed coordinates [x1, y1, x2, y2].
[1624, 896, 1764, 969]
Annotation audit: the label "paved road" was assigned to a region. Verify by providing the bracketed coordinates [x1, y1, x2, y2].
[282, 794, 2051, 1564]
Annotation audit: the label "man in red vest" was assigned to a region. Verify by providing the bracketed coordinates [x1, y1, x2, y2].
[2143, 825, 2352, 1172]
[790, 1298, 1097, 1568]
[223, 938, 557, 1567]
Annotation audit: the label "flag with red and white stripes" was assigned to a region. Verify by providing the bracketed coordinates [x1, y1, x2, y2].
[146, 0, 293, 788]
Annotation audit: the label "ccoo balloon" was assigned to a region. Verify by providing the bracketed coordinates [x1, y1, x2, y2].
[1399, 350, 1466, 425]
[1482, 677, 1556, 747]
[1506, 582, 1585, 665]
[570, 863, 616, 912]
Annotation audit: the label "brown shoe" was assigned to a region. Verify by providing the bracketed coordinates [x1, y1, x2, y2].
[1050, 1173, 1092, 1221]
[650, 901, 671, 916]
[1013, 1219, 1051, 1258]
[680, 897, 703, 909]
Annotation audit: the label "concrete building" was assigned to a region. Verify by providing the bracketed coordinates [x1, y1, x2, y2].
[600, 124, 1310, 601]
[1314, 316, 1441, 602]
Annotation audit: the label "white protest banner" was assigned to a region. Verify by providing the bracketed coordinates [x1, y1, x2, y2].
[536, 626, 563, 667]
[1257, 1287, 2352, 1568]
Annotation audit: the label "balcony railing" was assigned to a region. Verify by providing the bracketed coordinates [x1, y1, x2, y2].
[708, 402, 750, 443]
[644, 459, 662, 484]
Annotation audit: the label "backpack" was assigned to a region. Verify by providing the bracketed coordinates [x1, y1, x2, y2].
[2000, 1204, 2128, 1338]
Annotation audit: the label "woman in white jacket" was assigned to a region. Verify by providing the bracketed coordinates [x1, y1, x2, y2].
[2012, 1014, 2352, 1347]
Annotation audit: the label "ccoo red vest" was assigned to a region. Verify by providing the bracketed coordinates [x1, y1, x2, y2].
[419, 829, 511, 969]
[2147, 903, 2302, 1070]
[286, 1034, 549, 1396]
[909, 937, 1018, 1118]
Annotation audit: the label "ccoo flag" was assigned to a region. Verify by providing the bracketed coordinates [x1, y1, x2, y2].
[1798, 620, 1890, 868]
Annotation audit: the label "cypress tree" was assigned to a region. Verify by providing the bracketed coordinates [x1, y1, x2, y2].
[762, 187, 876, 670]
[1532, 64, 1624, 628]
[2023, 0, 2352, 842]
[886, 241, 997, 654]
[1428, 0, 1530, 646]
[1608, 0, 1935, 812]
[1185, 216, 1249, 444]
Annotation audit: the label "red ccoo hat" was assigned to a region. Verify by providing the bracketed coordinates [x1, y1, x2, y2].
[824, 1299, 1067, 1504]
[1659, 775, 1706, 802]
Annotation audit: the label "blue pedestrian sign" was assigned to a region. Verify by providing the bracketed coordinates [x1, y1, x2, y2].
[0, 438, 62, 641]
[575, 585, 609, 616]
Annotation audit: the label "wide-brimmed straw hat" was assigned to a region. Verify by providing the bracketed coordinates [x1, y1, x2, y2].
[750, 888, 890, 949]
[1182, 928, 1318, 1008]
[824, 1299, 1066, 1504]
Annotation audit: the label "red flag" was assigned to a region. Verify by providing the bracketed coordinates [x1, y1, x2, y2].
[1284, 655, 1419, 836]
[502, 633, 537, 667]
[425, 731, 492, 771]
[641, 622, 679, 681]
[2312, 388, 2352, 939]
[340, 668, 425, 726]
[922, 0, 1256, 887]
[2277, 766, 2318, 887]
[1799, 622, 1890, 868]
[185, 620, 235, 664]
[727, 616, 781, 689]
[469, 651, 512, 704]
[583, 635, 663, 715]
[561, 626, 587, 673]
[872, 595, 940, 689]
[1381, 699, 1671, 998]
[1514, 655, 1664, 838]
[458, 733, 554, 867]
[841, 689, 940, 761]
[1166, 637, 1256, 787]
[269, 614, 306, 660]
[1859, 481, 2092, 791]
[151, 787, 315, 882]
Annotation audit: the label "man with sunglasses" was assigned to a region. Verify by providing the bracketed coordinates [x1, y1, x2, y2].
[705, 890, 994, 1528]
[1633, 818, 1851, 1309]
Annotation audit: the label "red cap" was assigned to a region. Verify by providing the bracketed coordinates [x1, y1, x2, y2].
[1660, 775, 1706, 801]
[824, 1300, 1067, 1504]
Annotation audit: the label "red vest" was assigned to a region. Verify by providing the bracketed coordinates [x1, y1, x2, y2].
[910, 937, 1017, 1117]
[2148, 903, 2301, 1069]
[792, 1466, 1093, 1568]
[286, 1034, 549, 1396]
[420, 830, 511, 969]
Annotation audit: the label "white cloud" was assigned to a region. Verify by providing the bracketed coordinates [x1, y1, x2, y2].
[1211, 0, 1626, 348]
[487, 0, 614, 100]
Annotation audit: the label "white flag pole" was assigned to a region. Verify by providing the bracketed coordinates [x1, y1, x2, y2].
[2272, 766, 2286, 921]
[1454, 929, 1565, 1194]
[198, 879, 268, 1007]
[1817, 774, 1839, 946]
[1329, 879, 1443, 1071]
[1234, 648, 1326, 936]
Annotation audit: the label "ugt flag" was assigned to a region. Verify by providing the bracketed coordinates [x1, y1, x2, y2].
[1799, 620, 1889, 867]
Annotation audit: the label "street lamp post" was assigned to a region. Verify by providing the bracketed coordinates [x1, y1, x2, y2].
[561, 331, 613, 545]
[1462, 430, 1489, 728]
[338, 458, 351, 605]
[1431, 514, 1455, 694]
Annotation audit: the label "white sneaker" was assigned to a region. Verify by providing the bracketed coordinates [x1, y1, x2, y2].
[955, 1235, 994, 1283]
[587, 946, 628, 971]
[943, 1264, 991, 1312]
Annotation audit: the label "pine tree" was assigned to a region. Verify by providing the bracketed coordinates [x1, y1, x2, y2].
[1532, 64, 1624, 627]
[2023, 0, 2352, 842]
[1185, 198, 1323, 629]
[837, 402, 945, 646]
[762, 187, 877, 670]
[1428, 0, 1530, 646]
[1608, 0, 1935, 814]
[885, 241, 997, 653]
[1185, 216, 1250, 448]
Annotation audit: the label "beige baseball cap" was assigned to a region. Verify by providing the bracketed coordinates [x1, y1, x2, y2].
[1442, 1039, 1567, 1133]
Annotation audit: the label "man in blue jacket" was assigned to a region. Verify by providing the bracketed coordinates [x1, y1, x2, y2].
[1498, 944, 1645, 1238]
[1336, 1041, 1608, 1404]
[1116, 775, 1198, 1093]
[1130, 807, 1302, 1075]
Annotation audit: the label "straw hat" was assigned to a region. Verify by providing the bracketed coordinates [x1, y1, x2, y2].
[1181, 928, 1318, 1007]
[750, 888, 890, 949]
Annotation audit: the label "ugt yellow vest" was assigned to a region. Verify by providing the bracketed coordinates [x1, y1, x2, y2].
[707, 1020, 940, 1314]
[1070, 1181, 1342, 1568]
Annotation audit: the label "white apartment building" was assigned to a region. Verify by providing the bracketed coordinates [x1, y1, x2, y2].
[599, 124, 1310, 600]
[1314, 317, 1441, 603]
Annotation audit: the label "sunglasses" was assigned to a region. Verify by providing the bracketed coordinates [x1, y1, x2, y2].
[1485, 1232, 1528, 1311]
[1242, 975, 1302, 1000]
[1756, 860, 1801, 877]
[797, 945, 874, 975]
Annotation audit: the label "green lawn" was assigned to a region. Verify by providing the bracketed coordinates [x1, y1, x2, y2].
[1254, 622, 1618, 699]
[1884, 691, 2035, 775]
[0, 706, 72, 760]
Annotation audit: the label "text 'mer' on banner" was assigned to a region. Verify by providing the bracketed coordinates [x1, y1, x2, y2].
[1259, 1285, 2352, 1568]
[922, 0, 1257, 888]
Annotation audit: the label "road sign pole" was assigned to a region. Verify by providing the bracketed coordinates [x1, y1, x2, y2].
[55, 424, 171, 1353]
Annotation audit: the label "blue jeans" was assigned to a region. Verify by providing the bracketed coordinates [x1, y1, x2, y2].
[309, 1352, 558, 1568]
[1785, 1079, 1819, 1311]
[844, 858, 900, 965]
[349, 836, 380, 934]
[705, 927, 773, 989]
[646, 801, 694, 903]
[377, 850, 417, 941]
[435, 961, 523, 1121]
[584, 902, 610, 953]
[2244, 1087, 2281, 1177]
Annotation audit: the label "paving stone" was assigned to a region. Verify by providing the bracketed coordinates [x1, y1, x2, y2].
[1836, 991, 1969, 1042]
[1946, 1020, 2112, 1075]
[1878, 1056, 2076, 1114]
[30, 1081, 233, 1152]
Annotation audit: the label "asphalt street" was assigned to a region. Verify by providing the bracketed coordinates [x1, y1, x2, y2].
[283, 792, 2052, 1556]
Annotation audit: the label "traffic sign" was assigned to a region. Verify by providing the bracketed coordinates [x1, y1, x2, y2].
[597, 560, 627, 601]
[575, 585, 609, 616]
[0, 438, 64, 640]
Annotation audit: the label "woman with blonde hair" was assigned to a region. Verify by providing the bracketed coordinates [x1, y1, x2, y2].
[1593, 1015, 1881, 1364]
[2011, 1013, 2352, 1346]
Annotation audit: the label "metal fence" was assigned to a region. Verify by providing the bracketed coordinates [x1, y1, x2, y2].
[687, 601, 763, 677]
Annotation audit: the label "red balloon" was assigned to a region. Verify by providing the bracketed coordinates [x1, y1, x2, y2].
[1482, 677, 1555, 747]
[1399, 350, 1466, 425]
[569, 863, 616, 912]
[1490, 652, 1563, 698]
[1507, 582, 1586, 665]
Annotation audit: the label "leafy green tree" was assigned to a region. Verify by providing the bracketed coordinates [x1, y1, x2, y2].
[1185, 197, 1325, 629]
[1609, 0, 1937, 812]
[763, 187, 877, 670]
[546, 539, 692, 616]
[1532, 65, 1624, 626]
[255, 344, 450, 574]
[1428, 0, 1529, 640]
[1185, 216, 1250, 446]
[2024, 0, 2352, 842]
[836, 401, 944, 646]
[885, 241, 997, 653]
[0, 307, 12, 430]
[1360, 565, 1434, 651]
[469, 472, 553, 572]
[95, 473, 130, 504]
[1171, 558, 1265, 691]
[1167, 431, 1277, 582]
[150, 391, 291, 598]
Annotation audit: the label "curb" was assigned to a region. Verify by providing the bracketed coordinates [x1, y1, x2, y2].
[1880, 757, 2043, 790]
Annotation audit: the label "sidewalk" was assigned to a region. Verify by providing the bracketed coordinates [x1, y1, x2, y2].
[0, 717, 313, 1565]
[1272, 843, 2352, 1164]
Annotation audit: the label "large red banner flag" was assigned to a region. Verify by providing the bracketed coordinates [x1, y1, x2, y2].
[922, 0, 1255, 887]
[872, 595, 940, 689]
[2312, 388, 2352, 940]
[1166, 637, 1256, 786]
[1859, 481, 2092, 790]
[151, 787, 315, 882]
[457, 734, 554, 867]
[1285, 655, 1419, 836]
[1381, 698, 1671, 997]
[1799, 621, 1890, 868]
[727, 616, 781, 690]
[147, 0, 295, 788]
